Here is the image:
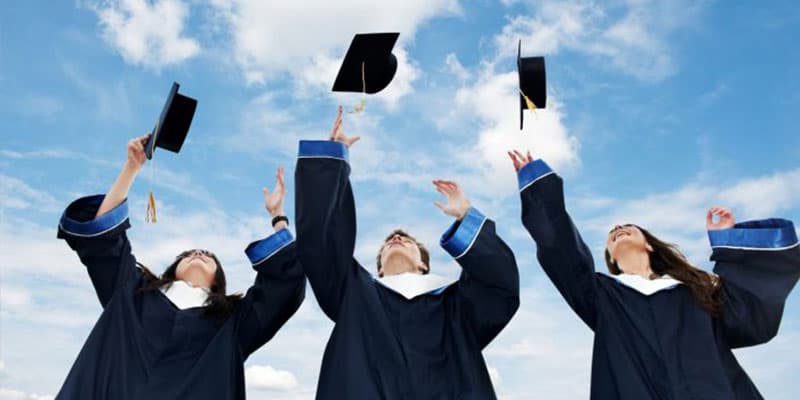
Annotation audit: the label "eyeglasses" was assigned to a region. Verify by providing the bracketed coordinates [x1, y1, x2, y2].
[177, 249, 216, 260]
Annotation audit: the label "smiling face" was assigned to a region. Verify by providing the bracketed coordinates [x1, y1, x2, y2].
[175, 249, 219, 288]
[376, 230, 430, 277]
[605, 224, 653, 270]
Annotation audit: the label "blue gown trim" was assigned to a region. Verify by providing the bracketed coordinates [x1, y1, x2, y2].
[440, 207, 487, 259]
[708, 218, 799, 250]
[59, 194, 129, 237]
[298, 140, 349, 163]
[518, 159, 554, 192]
[245, 228, 295, 266]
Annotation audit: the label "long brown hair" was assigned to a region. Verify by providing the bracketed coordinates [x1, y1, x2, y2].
[138, 252, 243, 321]
[604, 225, 724, 317]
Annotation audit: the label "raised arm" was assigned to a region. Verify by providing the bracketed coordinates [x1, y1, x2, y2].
[295, 107, 362, 321]
[435, 180, 520, 348]
[510, 150, 599, 329]
[57, 135, 149, 307]
[706, 207, 800, 348]
[236, 167, 306, 358]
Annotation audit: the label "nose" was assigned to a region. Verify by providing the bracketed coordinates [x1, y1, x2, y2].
[191, 250, 205, 257]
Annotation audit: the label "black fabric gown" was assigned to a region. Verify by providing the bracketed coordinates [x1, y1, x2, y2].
[517, 159, 800, 400]
[55, 194, 305, 400]
[295, 140, 520, 399]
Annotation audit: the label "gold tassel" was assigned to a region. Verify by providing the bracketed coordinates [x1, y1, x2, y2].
[146, 190, 157, 223]
[349, 62, 367, 114]
[520, 89, 538, 111]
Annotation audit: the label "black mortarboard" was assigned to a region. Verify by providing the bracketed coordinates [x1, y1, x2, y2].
[145, 82, 197, 159]
[332, 32, 400, 94]
[517, 40, 546, 130]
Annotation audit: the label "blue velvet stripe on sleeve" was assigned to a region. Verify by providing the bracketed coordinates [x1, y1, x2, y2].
[59, 195, 129, 237]
[245, 228, 295, 266]
[440, 207, 487, 259]
[708, 218, 799, 250]
[517, 159, 554, 192]
[298, 140, 349, 162]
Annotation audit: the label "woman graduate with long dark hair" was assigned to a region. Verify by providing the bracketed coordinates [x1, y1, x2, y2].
[54, 135, 305, 400]
[508, 150, 799, 400]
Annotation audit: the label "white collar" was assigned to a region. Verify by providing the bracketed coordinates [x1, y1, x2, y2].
[376, 272, 456, 300]
[612, 274, 683, 296]
[160, 280, 210, 310]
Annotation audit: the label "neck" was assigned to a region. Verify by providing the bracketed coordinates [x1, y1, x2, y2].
[178, 270, 212, 289]
[616, 250, 653, 279]
[382, 258, 420, 277]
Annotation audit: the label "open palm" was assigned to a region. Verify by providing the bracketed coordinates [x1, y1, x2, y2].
[433, 180, 471, 220]
[263, 167, 286, 217]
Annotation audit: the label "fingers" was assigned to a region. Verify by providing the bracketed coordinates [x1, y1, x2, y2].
[432, 180, 456, 196]
[706, 208, 714, 225]
[526, 150, 533, 163]
[434, 201, 445, 211]
[507, 151, 521, 171]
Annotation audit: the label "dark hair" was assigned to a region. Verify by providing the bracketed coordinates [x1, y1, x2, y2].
[376, 229, 431, 275]
[604, 225, 724, 317]
[138, 251, 243, 321]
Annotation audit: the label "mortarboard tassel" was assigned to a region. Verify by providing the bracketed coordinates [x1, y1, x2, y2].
[520, 89, 538, 112]
[349, 62, 367, 114]
[146, 190, 157, 223]
[145, 136, 157, 223]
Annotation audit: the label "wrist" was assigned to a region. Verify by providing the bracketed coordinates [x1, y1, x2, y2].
[123, 161, 142, 175]
[268, 209, 285, 218]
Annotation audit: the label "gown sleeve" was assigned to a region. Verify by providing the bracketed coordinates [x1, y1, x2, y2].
[57, 194, 137, 308]
[236, 228, 306, 358]
[441, 208, 520, 348]
[518, 160, 600, 329]
[295, 140, 362, 321]
[709, 218, 800, 348]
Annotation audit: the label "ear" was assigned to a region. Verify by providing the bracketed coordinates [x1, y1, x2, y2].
[417, 264, 429, 274]
[646, 243, 654, 252]
[378, 268, 384, 278]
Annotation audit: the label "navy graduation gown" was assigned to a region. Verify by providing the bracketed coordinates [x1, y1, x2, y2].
[55, 195, 305, 400]
[295, 140, 520, 400]
[517, 160, 800, 400]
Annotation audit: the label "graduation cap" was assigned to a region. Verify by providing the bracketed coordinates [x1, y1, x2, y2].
[332, 32, 400, 94]
[143, 82, 197, 223]
[517, 40, 546, 130]
[145, 82, 197, 160]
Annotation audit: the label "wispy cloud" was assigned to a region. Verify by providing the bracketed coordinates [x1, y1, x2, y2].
[497, 0, 712, 81]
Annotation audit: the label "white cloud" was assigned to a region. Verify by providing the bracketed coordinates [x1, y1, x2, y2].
[90, 0, 200, 69]
[442, 62, 580, 200]
[496, 0, 711, 81]
[0, 388, 54, 400]
[208, 0, 460, 105]
[444, 53, 471, 82]
[245, 365, 299, 391]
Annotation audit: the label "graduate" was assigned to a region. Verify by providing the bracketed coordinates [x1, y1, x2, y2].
[294, 107, 520, 399]
[508, 150, 800, 400]
[54, 133, 305, 399]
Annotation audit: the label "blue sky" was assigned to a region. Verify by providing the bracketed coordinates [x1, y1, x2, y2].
[1, 0, 799, 398]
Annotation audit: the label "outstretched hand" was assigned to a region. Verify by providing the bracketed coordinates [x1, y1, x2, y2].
[706, 206, 735, 230]
[263, 167, 286, 218]
[507, 149, 534, 172]
[329, 105, 361, 148]
[433, 180, 471, 220]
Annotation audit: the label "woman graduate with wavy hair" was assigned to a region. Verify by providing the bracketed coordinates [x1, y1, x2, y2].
[54, 134, 305, 400]
[508, 150, 800, 400]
